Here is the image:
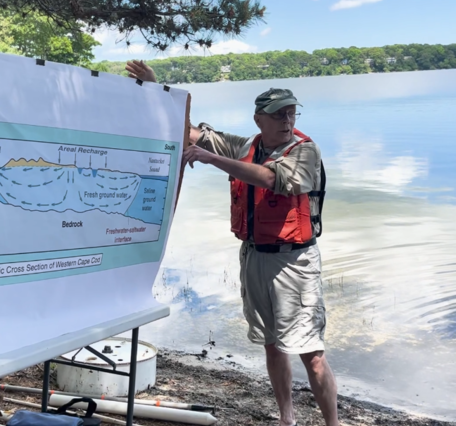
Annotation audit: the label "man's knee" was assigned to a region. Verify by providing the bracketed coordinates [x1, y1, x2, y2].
[300, 350, 326, 373]
[264, 343, 286, 359]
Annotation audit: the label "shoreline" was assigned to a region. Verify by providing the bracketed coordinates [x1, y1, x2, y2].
[1, 348, 455, 426]
[164, 68, 456, 87]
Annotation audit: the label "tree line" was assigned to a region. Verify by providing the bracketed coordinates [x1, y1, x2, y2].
[96, 43, 456, 84]
[0, 8, 454, 83]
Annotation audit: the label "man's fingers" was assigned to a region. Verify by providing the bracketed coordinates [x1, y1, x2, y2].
[132, 59, 144, 67]
[126, 70, 139, 79]
[183, 158, 193, 169]
[132, 60, 149, 73]
[126, 65, 142, 74]
[125, 66, 137, 75]
[183, 150, 196, 169]
[125, 65, 141, 78]
[182, 151, 190, 165]
[126, 61, 145, 72]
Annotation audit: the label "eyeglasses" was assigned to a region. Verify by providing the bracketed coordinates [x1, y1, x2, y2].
[259, 111, 301, 121]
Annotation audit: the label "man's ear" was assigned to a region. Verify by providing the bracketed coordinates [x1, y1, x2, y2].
[254, 114, 261, 129]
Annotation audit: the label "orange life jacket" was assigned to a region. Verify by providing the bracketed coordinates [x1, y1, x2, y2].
[230, 129, 325, 245]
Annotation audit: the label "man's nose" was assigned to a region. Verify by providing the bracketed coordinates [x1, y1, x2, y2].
[282, 112, 293, 122]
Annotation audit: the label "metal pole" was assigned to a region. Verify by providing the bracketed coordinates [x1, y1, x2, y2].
[126, 328, 139, 426]
[41, 361, 51, 412]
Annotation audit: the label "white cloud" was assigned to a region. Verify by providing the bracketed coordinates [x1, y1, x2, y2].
[92, 27, 257, 62]
[168, 39, 258, 57]
[92, 28, 149, 61]
[203, 40, 257, 55]
[260, 27, 272, 37]
[330, 0, 382, 11]
[336, 134, 428, 194]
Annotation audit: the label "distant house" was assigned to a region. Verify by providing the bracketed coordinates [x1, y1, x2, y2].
[364, 58, 373, 65]
[220, 65, 231, 73]
[386, 57, 397, 64]
[404, 56, 413, 60]
[257, 64, 270, 69]
[320, 58, 329, 65]
[341, 59, 349, 65]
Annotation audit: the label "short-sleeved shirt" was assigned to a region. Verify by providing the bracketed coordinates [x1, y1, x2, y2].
[196, 125, 322, 197]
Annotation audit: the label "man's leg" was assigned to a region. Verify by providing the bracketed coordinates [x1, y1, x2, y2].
[265, 343, 296, 426]
[300, 351, 338, 426]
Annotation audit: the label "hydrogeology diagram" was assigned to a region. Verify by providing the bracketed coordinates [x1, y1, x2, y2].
[0, 159, 166, 223]
[0, 139, 173, 256]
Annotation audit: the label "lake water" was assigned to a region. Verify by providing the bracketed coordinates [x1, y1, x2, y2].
[140, 70, 456, 421]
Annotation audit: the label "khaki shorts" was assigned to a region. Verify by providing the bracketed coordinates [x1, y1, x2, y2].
[239, 242, 326, 354]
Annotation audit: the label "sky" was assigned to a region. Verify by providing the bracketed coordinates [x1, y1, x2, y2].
[92, 0, 456, 62]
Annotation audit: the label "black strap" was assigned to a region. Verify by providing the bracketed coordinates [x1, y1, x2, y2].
[316, 160, 326, 237]
[56, 397, 97, 418]
[311, 214, 320, 224]
[308, 160, 326, 238]
[255, 236, 316, 253]
[308, 190, 324, 197]
[247, 143, 263, 239]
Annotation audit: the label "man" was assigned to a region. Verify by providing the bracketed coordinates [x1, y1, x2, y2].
[126, 60, 339, 426]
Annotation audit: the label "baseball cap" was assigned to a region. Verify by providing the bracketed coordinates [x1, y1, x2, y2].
[254, 88, 302, 113]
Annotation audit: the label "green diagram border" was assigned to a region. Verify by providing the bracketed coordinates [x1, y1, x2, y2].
[0, 122, 180, 287]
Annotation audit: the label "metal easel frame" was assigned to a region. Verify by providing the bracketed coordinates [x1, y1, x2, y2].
[40, 328, 139, 426]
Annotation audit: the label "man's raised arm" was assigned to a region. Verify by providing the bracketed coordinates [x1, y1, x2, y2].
[125, 60, 157, 83]
[125, 60, 202, 145]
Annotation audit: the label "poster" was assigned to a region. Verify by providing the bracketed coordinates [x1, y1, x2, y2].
[0, 53, 187, 355]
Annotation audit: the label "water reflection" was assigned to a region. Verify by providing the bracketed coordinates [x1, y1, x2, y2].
[140, 70, 456, 421]
[336, 133, 429, 194]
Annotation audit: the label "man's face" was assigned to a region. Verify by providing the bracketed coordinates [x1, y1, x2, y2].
[254, 105, 297, 147]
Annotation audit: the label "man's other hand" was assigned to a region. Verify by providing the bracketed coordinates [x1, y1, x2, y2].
[125, 60, 157, 83]
[183, 145, 215, 169]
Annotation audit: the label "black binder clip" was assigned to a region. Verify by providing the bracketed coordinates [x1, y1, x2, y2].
[136, 79, 143, 86]
[36, 59, 45, 66]
[163, 85, 170, 92]
[91, 70, 99, 77]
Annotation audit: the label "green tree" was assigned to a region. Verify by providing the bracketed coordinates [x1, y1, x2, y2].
[0, 13, 18, 54]
[3, 0, 266, 52]
[367, 47, 388, 72]
[314, 48, 340, 65]
[305, 55, 324, 76]
[0, 10, 100, 66]
[345, 46, 362, 62]
[90, 60, 110, 72]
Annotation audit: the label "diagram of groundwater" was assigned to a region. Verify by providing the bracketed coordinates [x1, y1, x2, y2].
[0, 139, 172, 255]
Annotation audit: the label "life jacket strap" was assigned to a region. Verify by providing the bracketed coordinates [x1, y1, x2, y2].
[308, 190, 326, 197]
[311, 215, 321, 224]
